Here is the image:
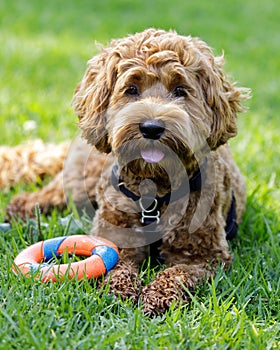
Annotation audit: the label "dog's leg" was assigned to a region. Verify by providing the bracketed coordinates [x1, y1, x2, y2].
[99, 249, 145, 303]
[6, 138, 109, 220]
[6, 171, 66, 219]
[100, 259, 141, 303]
[141, 263, 214, 314]
[6, 165, 100, 220]
[141, 230, 232, 314]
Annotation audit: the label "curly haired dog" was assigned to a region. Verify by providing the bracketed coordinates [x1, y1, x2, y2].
[6, 29, 250, 314]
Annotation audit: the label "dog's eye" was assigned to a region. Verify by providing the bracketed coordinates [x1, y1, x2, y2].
[173, 86, 187, 98]
[125, 85, 139, 96]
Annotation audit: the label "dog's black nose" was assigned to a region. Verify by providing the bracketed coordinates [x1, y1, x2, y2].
[139, 120, 165, 140]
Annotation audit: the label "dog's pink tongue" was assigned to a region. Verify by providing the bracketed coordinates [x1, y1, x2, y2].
[141, 149, 165, 163]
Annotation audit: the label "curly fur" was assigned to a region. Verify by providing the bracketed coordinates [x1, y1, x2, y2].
[6, 29, 250, 314]
[0, 139, 69, 191]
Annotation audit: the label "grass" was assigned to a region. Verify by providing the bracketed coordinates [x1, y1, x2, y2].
[0, 0, 279, 348]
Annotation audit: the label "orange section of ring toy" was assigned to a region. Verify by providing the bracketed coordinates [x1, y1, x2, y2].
[57, 235, 117, 256]
[13, 235, 119, 282]
[39, 255, 106, 282]
[13, 241, 44, 275]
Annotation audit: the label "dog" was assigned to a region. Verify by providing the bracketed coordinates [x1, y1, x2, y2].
[6, 29, 250, 314]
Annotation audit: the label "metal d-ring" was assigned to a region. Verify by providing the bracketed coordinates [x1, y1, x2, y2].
[139, 197, 158, 213]
[139, 197, 160, 224]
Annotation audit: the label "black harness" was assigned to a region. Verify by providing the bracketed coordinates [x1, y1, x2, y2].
[111, 161, 207, 226]
[111, 162, 238, 248]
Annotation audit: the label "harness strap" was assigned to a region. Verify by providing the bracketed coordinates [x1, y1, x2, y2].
[225, 192, 238, 240]
[111, 160, 207, 226]
[111, 163, 238, 244]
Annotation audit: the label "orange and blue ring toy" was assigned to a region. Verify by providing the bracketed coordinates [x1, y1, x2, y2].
[13, 235, 119, 282]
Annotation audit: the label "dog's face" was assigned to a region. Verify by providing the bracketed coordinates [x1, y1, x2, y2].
[74, 29, 248, 177]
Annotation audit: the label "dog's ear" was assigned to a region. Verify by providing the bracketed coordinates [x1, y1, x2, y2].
[73, 49, 120, 153]
[196, 49, 250, 149]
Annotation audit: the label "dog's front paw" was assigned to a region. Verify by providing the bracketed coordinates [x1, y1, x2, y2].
[141, 267, 191, 315]
[100, 261, 141, 304]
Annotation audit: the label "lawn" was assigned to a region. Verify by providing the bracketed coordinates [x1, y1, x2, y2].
[0, 0, 279, 349]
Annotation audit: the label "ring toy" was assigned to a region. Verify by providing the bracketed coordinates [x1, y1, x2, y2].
[13, 235, 119, 282]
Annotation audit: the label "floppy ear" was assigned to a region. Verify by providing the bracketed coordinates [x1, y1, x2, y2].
[73, 49, 120, 153]
[200, 53, 250, 150]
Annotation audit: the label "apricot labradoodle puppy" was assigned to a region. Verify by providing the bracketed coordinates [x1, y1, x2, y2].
[7, 29, 250, 314]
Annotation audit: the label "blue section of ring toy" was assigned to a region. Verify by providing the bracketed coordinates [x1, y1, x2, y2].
[43, 236, 68, 261]
[92, 246, 119, 272]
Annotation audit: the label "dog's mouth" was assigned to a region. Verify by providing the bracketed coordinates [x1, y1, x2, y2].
[140, 147, 165, 163]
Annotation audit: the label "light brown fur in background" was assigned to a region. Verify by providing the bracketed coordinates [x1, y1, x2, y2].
[0, 140, 69, 190]
[5, 29, 250, 314]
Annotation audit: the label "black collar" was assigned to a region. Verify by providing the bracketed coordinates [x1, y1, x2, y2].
[111, 160, 207, 226]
